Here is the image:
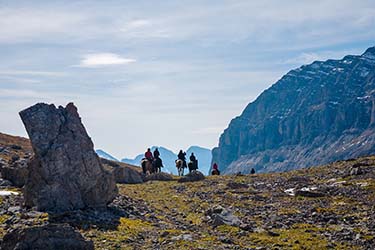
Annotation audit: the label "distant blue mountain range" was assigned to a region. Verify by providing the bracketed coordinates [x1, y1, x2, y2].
[95, 149, 119, 162]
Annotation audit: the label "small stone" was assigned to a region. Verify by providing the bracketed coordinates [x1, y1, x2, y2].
[219, 236, 234, 244]
[267, 231, 280, 237]
[160, 231, 169, 237]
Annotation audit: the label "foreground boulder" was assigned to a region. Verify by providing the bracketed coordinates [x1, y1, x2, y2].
[178, 171, 205, 183]
[1, 224, 94, 250]
[19, 103, 118, 212]
[100, 158, 143, 184]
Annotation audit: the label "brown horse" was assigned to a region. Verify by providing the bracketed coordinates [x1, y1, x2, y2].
[175, 159, 185, 176]
[141, 159, 153, 175]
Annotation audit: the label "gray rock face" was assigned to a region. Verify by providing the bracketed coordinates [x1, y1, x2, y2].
[19, 103, 118, 212]
[213, 46, 375, 174]
[0, 158, 28, 187]
[1, 224, 94, 250]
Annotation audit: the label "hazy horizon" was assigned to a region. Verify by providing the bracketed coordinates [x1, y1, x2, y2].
[1, 0, 375, 157]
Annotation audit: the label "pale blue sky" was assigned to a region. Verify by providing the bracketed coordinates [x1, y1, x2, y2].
[0, 0, 374, 158]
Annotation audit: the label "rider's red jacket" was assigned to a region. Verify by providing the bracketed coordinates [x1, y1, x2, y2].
[145, 151, 153, 159]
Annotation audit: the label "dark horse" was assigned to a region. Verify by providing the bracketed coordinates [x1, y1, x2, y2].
[141, 158, 163, 175]
[188, 160, 198, 173]
[153, 157, 163, 173]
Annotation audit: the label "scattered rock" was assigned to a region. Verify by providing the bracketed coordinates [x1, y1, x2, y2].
[0, 158, 28, 187]
[219, 236, 234, 244]
[10, 145, 22, 150]
[178, 171, 205, 183]
[19, 102, 118, 212]
[171, 234, 193, 241]
[227, 181, 249, 189]
[10, 155, 20, 163]
[1, 224, 94, 250]
[350, 166, 363, 176]
[267, 230, 280, 237]
[285, 186, 325, 197]
[206, 205, 242, 227]
[295, 189, 325, 198]
[144, 172, 174, 182]
[0, 178, 13, 187]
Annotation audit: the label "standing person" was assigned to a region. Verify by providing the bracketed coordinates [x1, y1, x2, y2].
[145, 148, 153, 162]
[211, 163, 220, 175]
[189, 152, 198, 171]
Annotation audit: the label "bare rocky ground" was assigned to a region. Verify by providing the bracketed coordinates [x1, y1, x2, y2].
[0, 155, 373, 249]
[1, 133, 375, 249]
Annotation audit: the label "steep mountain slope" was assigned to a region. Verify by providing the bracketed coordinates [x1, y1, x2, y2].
[95, 149, 119, 162]
[212, 46, 375, 174]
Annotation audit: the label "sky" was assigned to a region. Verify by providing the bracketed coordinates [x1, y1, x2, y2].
[0, 0, 375, 159]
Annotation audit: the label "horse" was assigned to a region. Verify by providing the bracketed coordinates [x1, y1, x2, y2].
[153, 157, 163, 173]
[175, 159, 185, 176]
[141, 158, 153, 175]
[188, 160, 198, 173]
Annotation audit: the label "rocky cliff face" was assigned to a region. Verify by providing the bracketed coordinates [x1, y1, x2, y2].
[213, 47, 375, 174]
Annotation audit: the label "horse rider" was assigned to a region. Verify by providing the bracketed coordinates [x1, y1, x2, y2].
[178, 150, 187, 168]
[153, 148, 160, 159]
[189, 152, 198, 170]
[153, 148, 163, 172]
[211, 163, 220, 175]
[145, 148, 153, 162]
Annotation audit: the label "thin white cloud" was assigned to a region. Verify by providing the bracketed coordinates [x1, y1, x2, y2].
[0, 70, 66, 77]
[121, 19, 151, 31]
[0, 89, 40, 98]
[77, 53, 136, 68]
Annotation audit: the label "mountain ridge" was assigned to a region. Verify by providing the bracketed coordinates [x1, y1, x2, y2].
[95, 149, 119, 162]
[212, 46, 375, 174]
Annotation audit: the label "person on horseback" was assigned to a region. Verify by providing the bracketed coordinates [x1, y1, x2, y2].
[189, 152, 198, 172]
[153, 148, 163, 173]
[145, 148, 153, 162]
[178, 150, 187, 168]
[153, 148, 160, 159]
[211, 163, 220, 175]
